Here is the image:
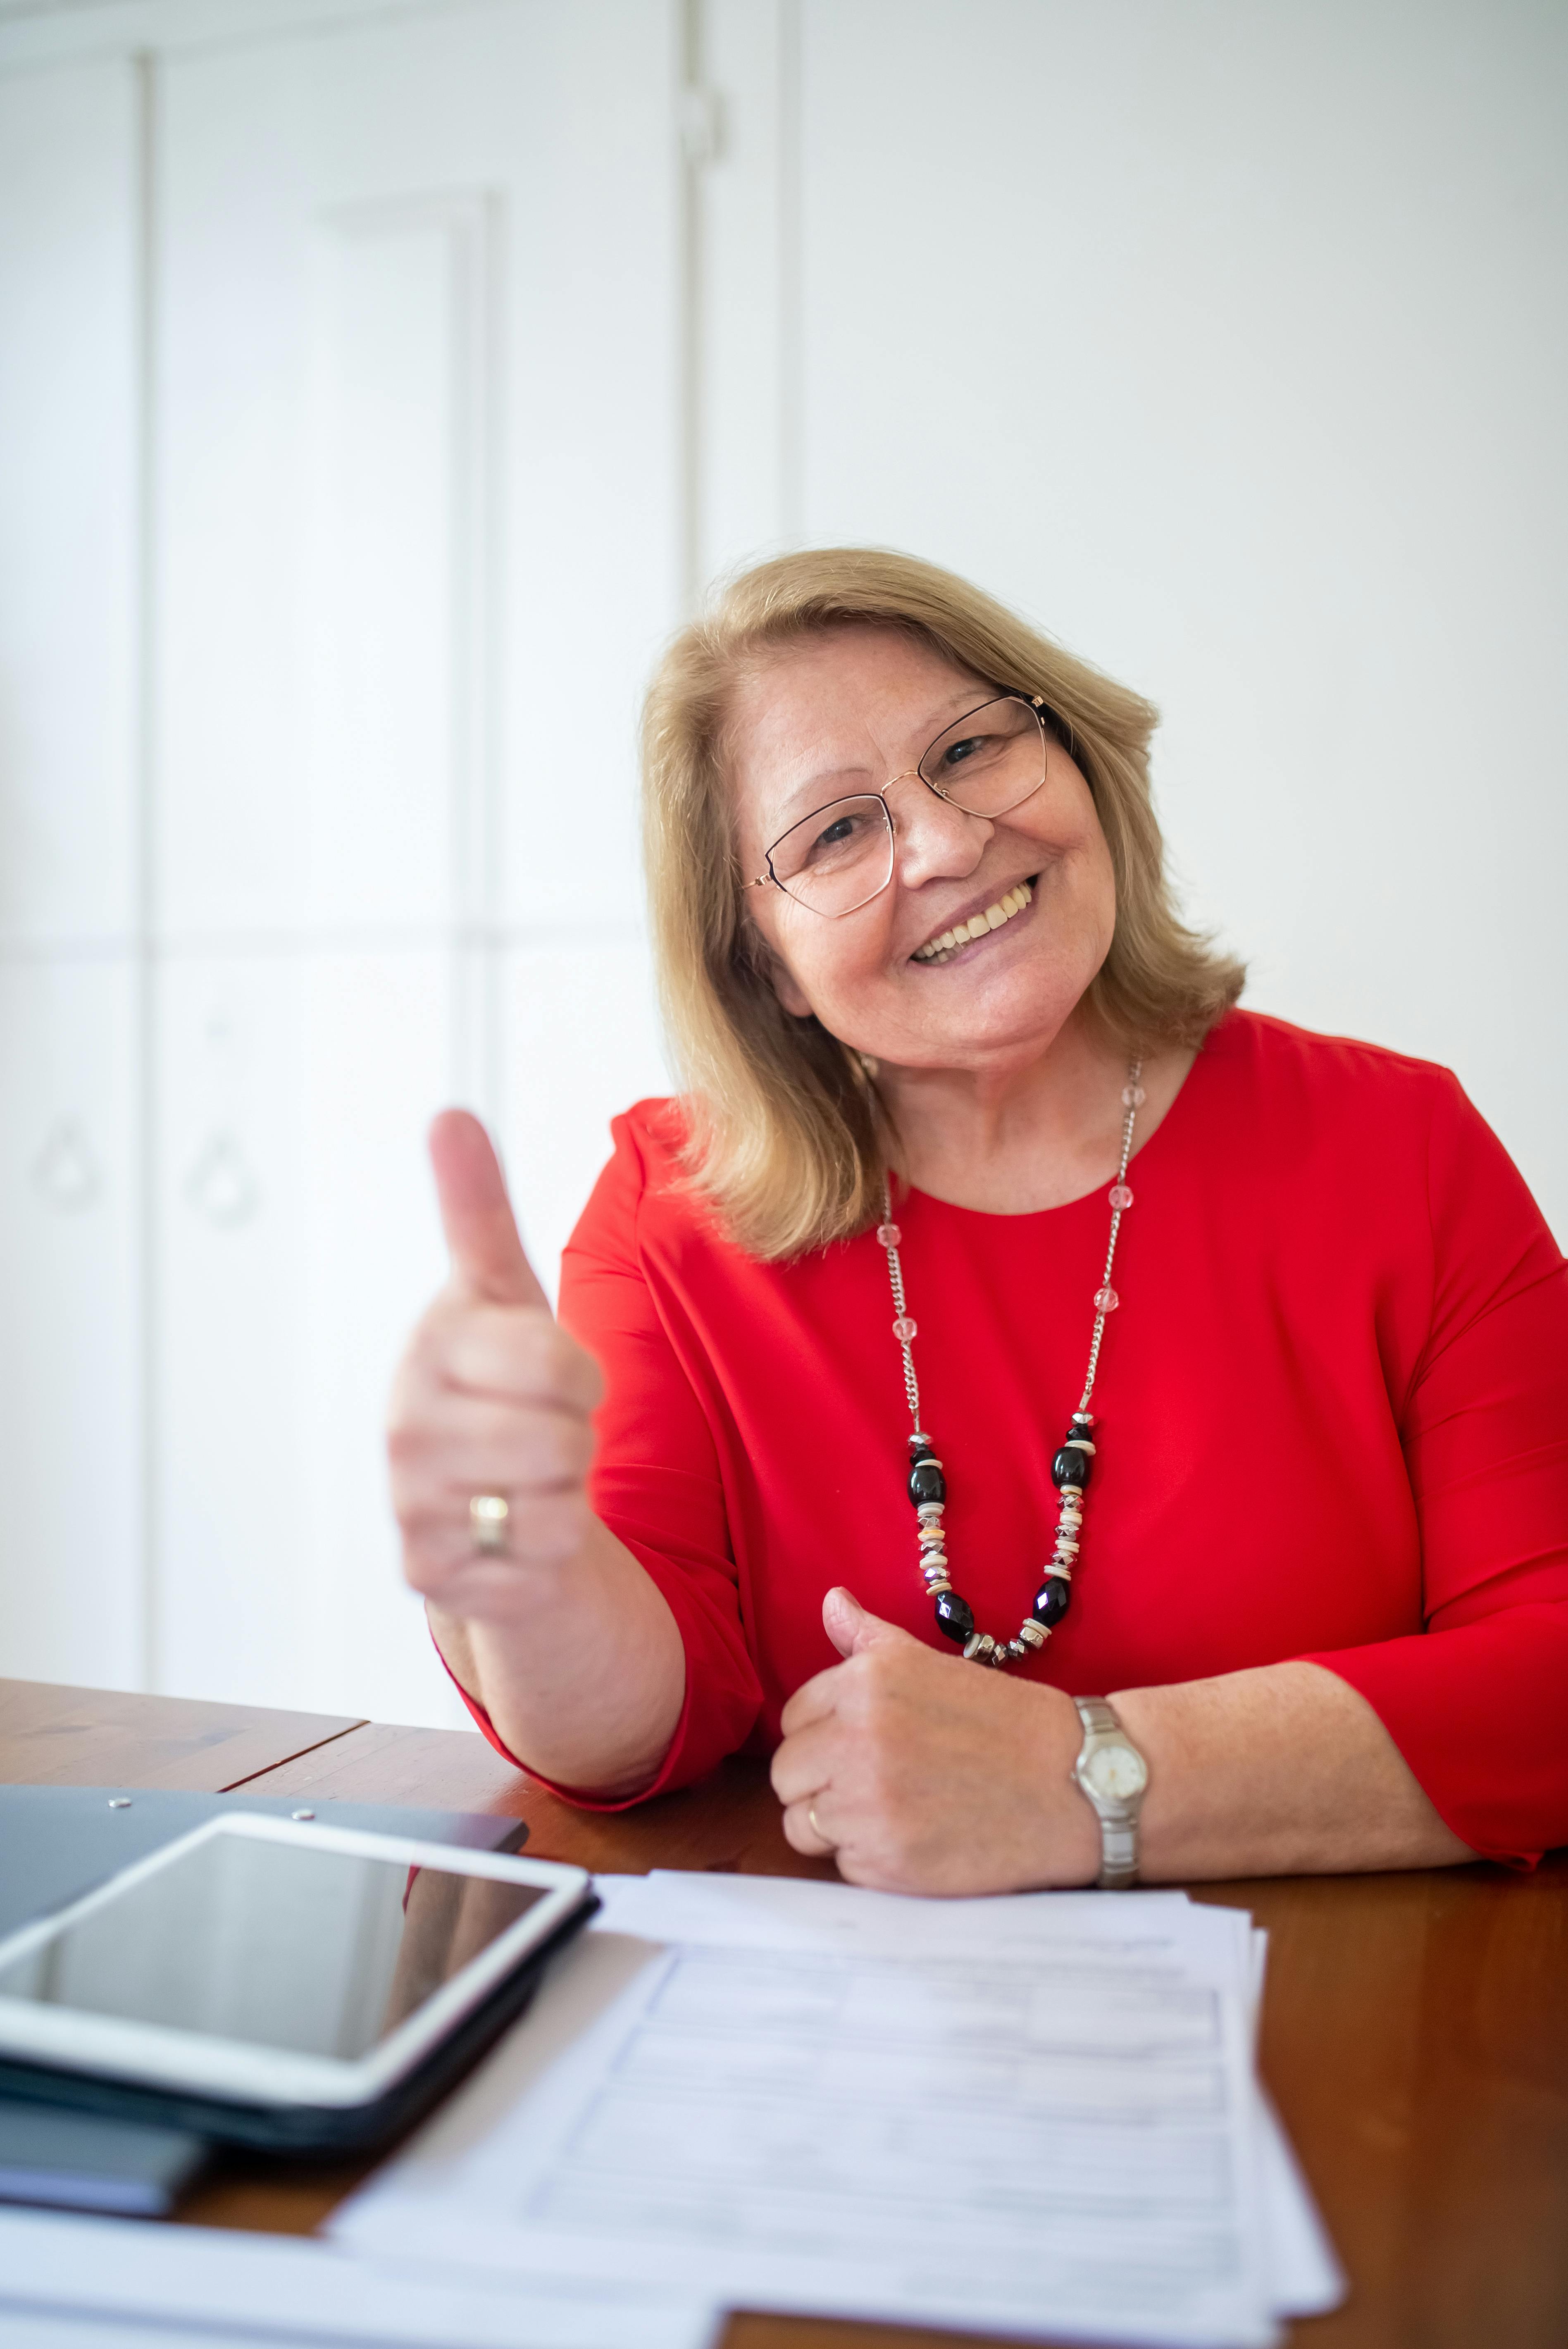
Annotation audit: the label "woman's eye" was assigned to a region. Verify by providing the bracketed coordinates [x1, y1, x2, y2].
[786, 799, 881, 871]
[808, 815, 862, 857]
[943, 735, 985, 768]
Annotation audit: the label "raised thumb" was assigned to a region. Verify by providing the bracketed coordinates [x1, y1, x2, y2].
[428, 1109, 549, 1311]
[823, 1586, 907, 1660]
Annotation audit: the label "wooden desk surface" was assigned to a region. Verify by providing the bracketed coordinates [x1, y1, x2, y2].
[3, 1678, 1566, 2349]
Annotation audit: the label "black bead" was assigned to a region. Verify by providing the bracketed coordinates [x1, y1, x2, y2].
[908, 1459, 947, 1506]
[1051, 1445, 1092, 1490]
[908, 1437, 936, 1460]
[934, 1589, 975, 1644]
[1032, 1576, 1072, 1628]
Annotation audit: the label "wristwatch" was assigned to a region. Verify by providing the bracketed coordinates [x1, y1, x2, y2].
[1071, 1696, 1150, 1888]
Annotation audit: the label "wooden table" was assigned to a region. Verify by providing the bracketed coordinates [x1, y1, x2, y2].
[4, 1677, 1566, 2349]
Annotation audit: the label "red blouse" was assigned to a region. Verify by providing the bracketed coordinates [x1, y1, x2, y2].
[460, 1011, 1568, 1865]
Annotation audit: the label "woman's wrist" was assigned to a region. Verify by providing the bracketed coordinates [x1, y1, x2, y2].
[1025, 1682, 1103, 1888]
[1104, 1664, 1476, 1882]
[434, 1519, 688, 1798]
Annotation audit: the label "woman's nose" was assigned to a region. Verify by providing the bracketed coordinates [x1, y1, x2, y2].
[886, 773, 990, 885]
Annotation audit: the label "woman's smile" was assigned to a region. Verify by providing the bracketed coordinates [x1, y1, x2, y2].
[909, 872, 1040, 967]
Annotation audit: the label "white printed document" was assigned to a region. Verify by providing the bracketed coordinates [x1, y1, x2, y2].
[332, 1872, 1343, 2349]
[0, 2204, 718, 2349]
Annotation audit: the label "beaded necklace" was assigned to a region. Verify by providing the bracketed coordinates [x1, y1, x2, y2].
[875, 1062, 1145, 1667]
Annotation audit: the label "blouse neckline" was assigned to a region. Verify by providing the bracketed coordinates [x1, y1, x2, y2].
[899, 1012, 1224, 1229]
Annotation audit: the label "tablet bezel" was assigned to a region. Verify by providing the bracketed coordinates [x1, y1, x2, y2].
[0, 1813, 593, 2112]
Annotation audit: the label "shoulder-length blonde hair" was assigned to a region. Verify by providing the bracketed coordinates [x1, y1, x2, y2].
[641, 547, 1243, 1262]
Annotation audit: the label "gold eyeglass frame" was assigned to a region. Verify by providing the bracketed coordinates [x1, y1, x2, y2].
[742, 693, 1051, 918]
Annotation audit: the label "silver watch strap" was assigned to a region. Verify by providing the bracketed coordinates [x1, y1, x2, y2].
[1074, 1696, 1120, 1740]
[1096, 1818, 1139, 1890]
[1072, 1694, 1144, 1890]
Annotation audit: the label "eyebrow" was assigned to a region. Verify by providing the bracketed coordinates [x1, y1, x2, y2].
[763, 686, 991, 838]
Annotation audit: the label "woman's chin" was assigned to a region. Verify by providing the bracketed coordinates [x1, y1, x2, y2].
[862, 980, 1091, 1078]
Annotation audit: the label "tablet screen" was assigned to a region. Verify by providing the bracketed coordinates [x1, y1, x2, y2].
[0, 1832, 549, 2062]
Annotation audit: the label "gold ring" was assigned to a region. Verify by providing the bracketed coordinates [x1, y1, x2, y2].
[469, 1493, 510, 1554]
[808, 1804, 833, 1851]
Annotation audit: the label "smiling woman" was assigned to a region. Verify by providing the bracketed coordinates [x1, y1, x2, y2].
[643, 552, 1241, 1261]
[389, 549, 1568, 1898]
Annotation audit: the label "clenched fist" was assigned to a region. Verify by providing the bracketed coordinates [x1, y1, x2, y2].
[771, 1587, 1099, 1894]
[389, 1110, 605, 1626]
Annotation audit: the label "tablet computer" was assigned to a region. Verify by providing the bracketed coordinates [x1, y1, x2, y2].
[0, 1813, 596, 2153]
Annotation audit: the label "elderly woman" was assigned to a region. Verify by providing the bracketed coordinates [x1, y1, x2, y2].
[389, 549, 1568, 1892]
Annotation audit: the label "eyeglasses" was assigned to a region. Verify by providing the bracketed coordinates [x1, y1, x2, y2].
[743, 694, 1051, 919]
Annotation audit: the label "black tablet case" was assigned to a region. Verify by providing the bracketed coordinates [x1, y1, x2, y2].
[0, 2103, 208, 2217]
[0, 1784, 555, 2196]
[0, 1784, 528, 1941]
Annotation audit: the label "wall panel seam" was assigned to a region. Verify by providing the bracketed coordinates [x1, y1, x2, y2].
[132, 45, 160, 1694]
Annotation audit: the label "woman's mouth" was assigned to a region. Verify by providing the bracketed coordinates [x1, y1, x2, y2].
[910, 876, 1037, 966]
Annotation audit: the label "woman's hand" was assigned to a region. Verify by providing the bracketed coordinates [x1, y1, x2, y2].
[770, 1583, 1477, 1889]
[771, 1588, 1101, 1894]
[387, 1111, 686, 1796]
[389, 1109, 604, 1627]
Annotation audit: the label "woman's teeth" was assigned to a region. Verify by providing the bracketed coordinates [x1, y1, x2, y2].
[912, 879, 1034, 964]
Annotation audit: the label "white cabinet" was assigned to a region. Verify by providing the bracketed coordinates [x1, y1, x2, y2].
[1, 2, 679, 1719]
[0, 58, 144, 1689]
[0, 57, 140, 950]
[0, 959, 142, 1686]
[153, 949, 456, 1719]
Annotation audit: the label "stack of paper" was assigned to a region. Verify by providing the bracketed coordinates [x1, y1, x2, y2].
[331, 1872, 1344, 2349]
[0, 2204, 717, 2348]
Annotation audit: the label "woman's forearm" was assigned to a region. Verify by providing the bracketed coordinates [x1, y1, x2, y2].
[772, 1593, 1480, 1896]
[430, 1515, 686, 1800]
[1110, 1658, 1476, 1879]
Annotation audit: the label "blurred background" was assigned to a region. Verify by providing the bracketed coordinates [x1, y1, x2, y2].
[1, 0, 1563, 1731]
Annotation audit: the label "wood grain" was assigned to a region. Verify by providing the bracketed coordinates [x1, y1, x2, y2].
[238, 1724, 839, 1881]
[7, 1685, 1567, 2348]
[0, 1678, 364, 1792]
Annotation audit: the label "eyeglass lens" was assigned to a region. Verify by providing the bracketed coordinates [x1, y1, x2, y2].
[766, 698, 1046, 916]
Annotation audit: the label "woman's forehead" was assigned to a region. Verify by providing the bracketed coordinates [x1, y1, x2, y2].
[726, 627, 985, 801]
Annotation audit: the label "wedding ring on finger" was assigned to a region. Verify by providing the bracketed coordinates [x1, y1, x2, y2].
[808, 1804, 835, 1853]
[469, 1493, 511, 1555]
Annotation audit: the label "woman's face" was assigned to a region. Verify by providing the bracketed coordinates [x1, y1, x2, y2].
[729, 626, 1118, 1076]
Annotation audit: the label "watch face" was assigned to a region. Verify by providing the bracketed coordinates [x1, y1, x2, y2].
[1085, 1742, 1148, 1803]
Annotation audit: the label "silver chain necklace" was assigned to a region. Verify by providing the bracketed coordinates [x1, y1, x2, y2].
[876, 1062, 1144, 1666]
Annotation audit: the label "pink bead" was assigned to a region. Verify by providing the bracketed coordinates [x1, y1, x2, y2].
[1093, 1285, 1120, 1312]
[891, 1314, 917, 1343]
[1108, 1183, 1133, 1210]
[1121, 1083, 1146, 1107]
[876, 1222, 902, 1247]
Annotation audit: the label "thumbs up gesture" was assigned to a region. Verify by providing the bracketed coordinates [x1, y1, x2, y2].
[388, 1110, 605, 1626]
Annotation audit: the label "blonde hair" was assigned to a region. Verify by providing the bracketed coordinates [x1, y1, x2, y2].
[641, 547, 1243, 1262]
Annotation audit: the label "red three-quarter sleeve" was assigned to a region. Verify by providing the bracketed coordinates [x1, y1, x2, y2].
[1300, 1072, 1568, 1864]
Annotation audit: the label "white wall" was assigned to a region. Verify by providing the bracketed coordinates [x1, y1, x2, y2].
[1, 0, 1563, 1723]
[696, 0, 1568, 1226]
